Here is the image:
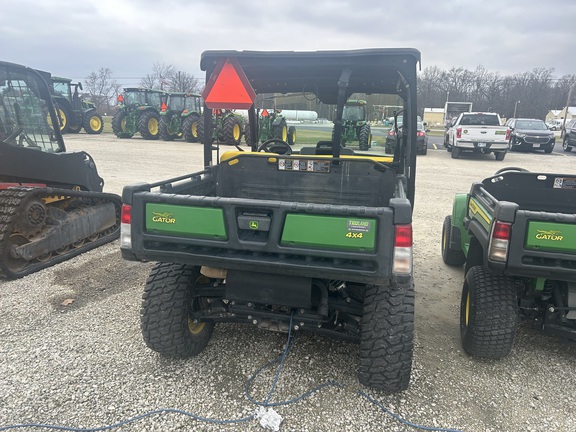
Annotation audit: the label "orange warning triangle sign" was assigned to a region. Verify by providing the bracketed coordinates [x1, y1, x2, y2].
[202, 57, 256, 109]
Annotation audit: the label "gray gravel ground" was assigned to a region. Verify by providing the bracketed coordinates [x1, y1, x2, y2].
[1, 133, 576, 432]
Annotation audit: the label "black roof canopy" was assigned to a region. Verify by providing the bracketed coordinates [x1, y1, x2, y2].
[200, 48, 421, 104]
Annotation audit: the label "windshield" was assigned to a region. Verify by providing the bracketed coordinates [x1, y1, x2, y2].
[516, 120, 547, 130]
[124, 91, 148, 105]
[168, 95, 186, 112]
[460, 114, 500, 126]
[185, 96, 202, 112]
[52, 81, 71, 99]
[0, 66, 63, 152]
[342, 105, 364, 122]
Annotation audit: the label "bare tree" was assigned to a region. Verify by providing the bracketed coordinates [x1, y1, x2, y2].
[140, 62, 176, 90]
[84, 68, 120, 114]
[169, 71, 202, 93]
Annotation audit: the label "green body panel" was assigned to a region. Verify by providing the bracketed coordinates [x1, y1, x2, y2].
[451, 193, 471, 255]
[281, 214, 376, 251]
[525, 221, 576, 253]
[145, 204, 227, 240]
[467, 196, 492, 232]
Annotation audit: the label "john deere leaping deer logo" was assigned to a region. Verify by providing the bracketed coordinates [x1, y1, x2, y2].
[249, 220, 259, 230]
[152, 211, 176, 224]
[535, 229, 563, 241]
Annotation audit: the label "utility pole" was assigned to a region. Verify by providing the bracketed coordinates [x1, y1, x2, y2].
[561, 83, 574, 138]
[513, 100, 520, 118]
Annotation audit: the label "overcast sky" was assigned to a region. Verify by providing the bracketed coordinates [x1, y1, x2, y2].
[2, 0, 574, 88]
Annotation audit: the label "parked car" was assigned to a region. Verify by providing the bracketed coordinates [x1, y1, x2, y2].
[562, 121, 576, 152]
[385, 120, 428, 155]
[505, 118, 555, 153]
[546, 119, 562, 130]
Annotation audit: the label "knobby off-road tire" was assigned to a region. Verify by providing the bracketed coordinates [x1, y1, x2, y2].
[358, 282, 414, 392]
[197, 118, 214, 145]
[272, 118, 288, 142]
[224, 116, 242, 145]
[442, 215, 466, 266]
[182, 115, 200, 142]
[460, 266, 518, 359]
[138, 111, 160, 140]
[141, 263, 214, 358]
[159, 114, 178, 141]
[112, 111, 134, 138]
[359, 124, 371, 150]
[244, 123, 254, 145]
[83, 110, 103, 134]
[287, 126, 296, 145]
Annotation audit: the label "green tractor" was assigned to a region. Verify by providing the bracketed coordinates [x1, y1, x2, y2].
[158, 92, 202, 141]
[332, 99, 372, 150]
[50, 77, 103, 134]
[244, 107, 296, 146]
[112, 88, 165, 139]
[197, 108, 244, 146]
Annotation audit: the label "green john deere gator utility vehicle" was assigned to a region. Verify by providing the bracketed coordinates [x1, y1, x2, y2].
[121, 48, 421, 392]
[442, 167, 576, 358]
[50, 77, 103, 134]
[159, 92, 202, 141]
[112, 88, 165, 140]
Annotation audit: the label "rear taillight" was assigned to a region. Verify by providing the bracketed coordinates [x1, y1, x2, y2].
[505, 129, 511, 140]
[488, 221, 511, 262]
[120, 204, 132, 248]
[393, 224, 413, 275]
[417, 131, 425, 137]
[388, 130, 396, 137]
[456, 127, 462, 139]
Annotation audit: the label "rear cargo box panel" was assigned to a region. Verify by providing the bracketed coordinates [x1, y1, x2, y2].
[525, 221, 576, 253]
[145, 203, 227, 240]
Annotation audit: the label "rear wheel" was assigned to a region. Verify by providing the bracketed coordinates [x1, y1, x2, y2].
[159, 113, 179, 141]
[223, 116, 242, 145]
[138, 111, 160, 140]
[56, 106, 69, 133]
[182, 114, 200, 142]
[272, 118, 288, 142]
[451, 146, 461, 159]
[563, 137, 573, 152]
[141, 263, 214, 358]
[197, 118, 214, 145]
[83, 110, 103, 134]
[112, 110, 134, 138]
[244, 123, 254, 145]
[287, 126, 296, 145]
[358, 282, 414, 392]
[460, 266, 518, 358]
[441, 215, 466, 266]
[494, 151, 506, 161]
[359, 124, 371, 150]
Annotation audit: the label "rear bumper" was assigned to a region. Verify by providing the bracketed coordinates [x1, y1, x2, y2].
[454, 140, 507, 151]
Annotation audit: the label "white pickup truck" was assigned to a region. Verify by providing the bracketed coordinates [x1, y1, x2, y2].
[445, 112, 510, 160]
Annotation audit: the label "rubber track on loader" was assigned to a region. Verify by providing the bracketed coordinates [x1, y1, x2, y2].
[0, 187, 121, 279]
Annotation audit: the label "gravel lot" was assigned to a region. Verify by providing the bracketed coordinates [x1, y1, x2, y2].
[1, 133, 575, 432]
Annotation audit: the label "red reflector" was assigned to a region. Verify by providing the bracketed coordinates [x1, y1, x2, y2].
[395, 224, 413, 247]
[492, 221, 511, 240]
[121, 205, 132, 224]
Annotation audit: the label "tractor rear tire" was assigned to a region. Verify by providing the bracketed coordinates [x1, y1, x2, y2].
[224, 116, 242, 145]
[272, 118, 288, 142]
[244, 123, 254, 146]
[139, 110, 160, 140]
[182, 114, 200, 143]
[197, 117, 214, 145]
[83, 110, 103, 134]
[141, 263, 215, 358]
[359, 124, 371, 150]
[358, 282, 414, 392]
[441, 215, 466, 266]
[460, 266, 518, 359]
[55, 105, 69, 133]
[112, 111, 134, 138]
[159, 113, 179, 141]
[287, 126, 296, 145]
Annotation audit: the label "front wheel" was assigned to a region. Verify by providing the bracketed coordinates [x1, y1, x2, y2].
[141, 263, 215, 358]
[460, 266, 518, 359]
[359, 124, 371, 151]
[83, 110, 103, 134]
[287, 126, 296, 145]
[358, 282, 414, 392]
[563, 137, 573, 152]
[272, 118, 288, 142]
[182, 114, 200, 142]
[441, 215, 466, 266]
[138, 111, 160, 140]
